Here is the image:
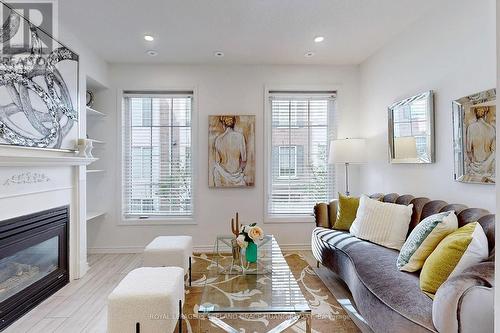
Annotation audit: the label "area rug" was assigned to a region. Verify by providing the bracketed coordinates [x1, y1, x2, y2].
[181, 252, 360, 333]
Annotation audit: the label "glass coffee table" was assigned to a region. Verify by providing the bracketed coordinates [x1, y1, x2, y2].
[198, 235, 311, 333]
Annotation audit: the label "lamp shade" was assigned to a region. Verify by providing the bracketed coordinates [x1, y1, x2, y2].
[329, 138, 366, 164]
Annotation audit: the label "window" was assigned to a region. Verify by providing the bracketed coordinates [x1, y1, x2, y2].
[278, 146, 297, 178]
[267, 91, 336, 218]
[122, 92, 193, 219]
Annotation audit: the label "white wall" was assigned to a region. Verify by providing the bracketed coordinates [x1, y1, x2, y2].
[87, 64, 361, 251]
[359, 0, 496, 211]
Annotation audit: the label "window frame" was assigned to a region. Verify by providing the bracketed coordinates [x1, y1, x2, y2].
[263, 86, 337, 224]
[117, 89, 198, 226]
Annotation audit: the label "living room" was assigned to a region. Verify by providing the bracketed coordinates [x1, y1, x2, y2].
[0, 0, 497, 332]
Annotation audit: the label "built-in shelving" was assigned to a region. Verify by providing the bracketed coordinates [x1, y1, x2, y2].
[86, 169, 105, 174]
[85, 77, 109, 237]
[86, 106, 106, 117]
[88, 138, 105, 144]
[86, 211, 106, 221]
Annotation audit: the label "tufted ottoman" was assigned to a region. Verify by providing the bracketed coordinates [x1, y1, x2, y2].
[107, 267, 184, 333]
[143, 236, 193, 286]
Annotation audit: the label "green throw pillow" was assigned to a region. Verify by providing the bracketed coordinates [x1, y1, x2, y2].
[419, 222, 488, 298]
[333, 193, 359, 231]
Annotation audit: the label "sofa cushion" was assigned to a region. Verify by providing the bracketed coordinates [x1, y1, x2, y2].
[420, 222, 489, 297]
[314, 228, 434, 331]
[397, 211, 458, 272]
[333, 193, 359, 231]
[349, 195, 413, 250]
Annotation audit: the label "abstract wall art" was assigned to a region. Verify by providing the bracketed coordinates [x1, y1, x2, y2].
[453, 89, 496, 184]
[208, 115, 255, 187]
[0, 3, 79, 150]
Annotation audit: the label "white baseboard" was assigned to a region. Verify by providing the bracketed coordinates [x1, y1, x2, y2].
[88, 243, 311, 254]
[88, 246, 144, 254]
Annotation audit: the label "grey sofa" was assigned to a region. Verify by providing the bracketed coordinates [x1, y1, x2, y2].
[311, 193, 495, 333]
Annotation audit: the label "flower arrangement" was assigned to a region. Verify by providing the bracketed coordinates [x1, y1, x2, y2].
[236, 223, 264, 249]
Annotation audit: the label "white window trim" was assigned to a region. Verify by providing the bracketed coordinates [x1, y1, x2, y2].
[263, 85, 338, 224]
[115, 87, 199, 226]
[278, 145, 298, 179]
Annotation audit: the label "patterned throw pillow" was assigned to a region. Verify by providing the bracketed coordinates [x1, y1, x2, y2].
[420, 222, 489, 298]
[333, 193, 360, 231]
[397, 211, 458, 272]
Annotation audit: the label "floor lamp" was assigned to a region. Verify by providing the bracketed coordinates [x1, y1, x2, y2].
[329, 138, 366, 196]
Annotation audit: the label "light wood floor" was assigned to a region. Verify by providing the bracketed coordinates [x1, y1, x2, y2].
[4, 252, 369, 333]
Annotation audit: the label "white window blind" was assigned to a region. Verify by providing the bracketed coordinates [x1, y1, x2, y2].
[267, 92, 336, 217]
[122, 92, 193, 218]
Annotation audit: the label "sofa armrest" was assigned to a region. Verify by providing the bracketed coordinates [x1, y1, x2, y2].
[313, 199, 338, 228]
[432, 261, 494, 333]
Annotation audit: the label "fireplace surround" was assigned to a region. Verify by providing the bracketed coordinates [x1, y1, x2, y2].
[0, 206, 69, 330]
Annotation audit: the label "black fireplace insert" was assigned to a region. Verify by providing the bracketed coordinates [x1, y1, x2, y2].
[0, 206, 69, 331]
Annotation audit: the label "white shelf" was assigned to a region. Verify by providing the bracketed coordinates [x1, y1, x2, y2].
[87, 169, 105, 174]
[86, 107, 106, 117]
[88, 138, 105, 144]
[86, 211, 106, 221]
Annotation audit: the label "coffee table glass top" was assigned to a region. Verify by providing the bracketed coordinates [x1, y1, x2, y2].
[198, 235, 311, 314]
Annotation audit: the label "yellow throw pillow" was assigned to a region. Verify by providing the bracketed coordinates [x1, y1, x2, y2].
[419, 222, 488, 298]
[333, 193, 359, 231]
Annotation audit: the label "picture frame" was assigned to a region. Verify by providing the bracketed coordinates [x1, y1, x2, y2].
[208, 115, 255, 188]
[0, 3, 79, 151]
[452, 89, 496, 184]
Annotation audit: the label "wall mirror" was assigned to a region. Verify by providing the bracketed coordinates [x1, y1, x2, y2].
[388, 91, 435, 164]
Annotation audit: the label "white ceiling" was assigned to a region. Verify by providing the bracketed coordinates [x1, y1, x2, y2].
[59, 0, 440, 65]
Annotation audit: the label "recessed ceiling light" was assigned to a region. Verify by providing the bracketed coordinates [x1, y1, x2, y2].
[144, 35, 154, 42]
[304, 51, 315, 57]
[314, 36, 324, 43]
[146, 50, 158, 56]
[214, 51, 224, 57]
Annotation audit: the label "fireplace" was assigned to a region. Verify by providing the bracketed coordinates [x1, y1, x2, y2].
[0, 206, 69, 330]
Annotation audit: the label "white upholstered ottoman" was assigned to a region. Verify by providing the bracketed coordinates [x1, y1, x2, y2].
[143, 236, 193, 286]
[107, 267, 185, 333]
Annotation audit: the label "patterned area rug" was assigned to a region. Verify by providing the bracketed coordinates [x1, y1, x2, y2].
[181, 252, 360, 333]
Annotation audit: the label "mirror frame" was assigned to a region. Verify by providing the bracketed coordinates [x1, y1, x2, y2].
[388, 90, 435, 164]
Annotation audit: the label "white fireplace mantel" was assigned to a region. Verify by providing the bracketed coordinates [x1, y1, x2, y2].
[0, 146, 97, 167]
[0, 155, 97, 167]
[0, 146, 94, 280]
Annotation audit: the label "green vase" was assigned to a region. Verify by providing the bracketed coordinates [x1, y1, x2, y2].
[246, 242, 258, 263]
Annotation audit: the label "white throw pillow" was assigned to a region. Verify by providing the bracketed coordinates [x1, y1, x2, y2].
[349, 195, 413, 250]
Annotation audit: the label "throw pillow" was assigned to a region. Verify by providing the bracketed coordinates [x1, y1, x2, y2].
[349, 195, 413, 250]
[420, 222, 489, 297]
[397, 211, 458, 272]
[333, 193, 360, 231]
